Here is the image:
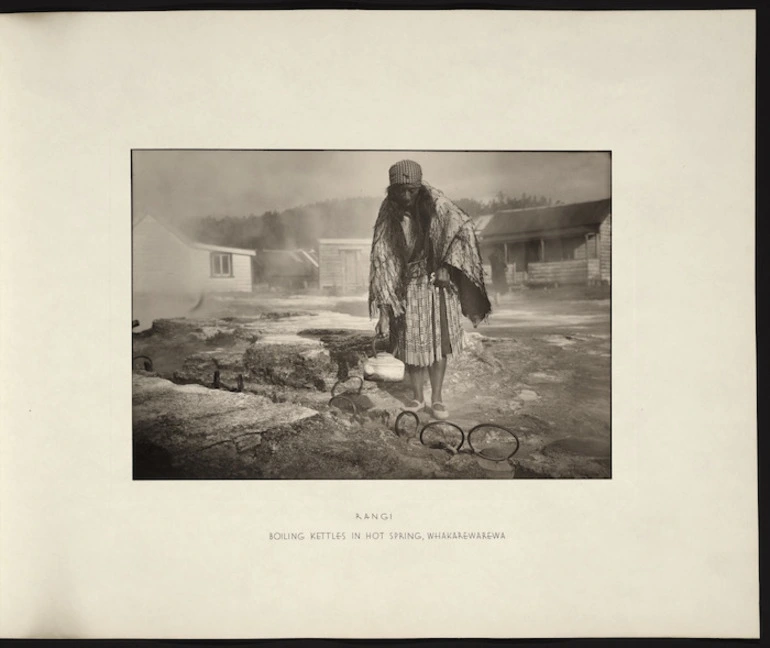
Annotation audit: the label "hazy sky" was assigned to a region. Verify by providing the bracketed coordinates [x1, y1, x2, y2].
[132, 150, 611, 224]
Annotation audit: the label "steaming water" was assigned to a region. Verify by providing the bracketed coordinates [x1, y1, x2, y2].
[132, 293, 205, 332]
[132, 291, 374, 336]
[132, 290, 610, 339]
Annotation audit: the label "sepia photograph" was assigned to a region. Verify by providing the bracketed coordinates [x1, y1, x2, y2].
[132, 150, 612, 480]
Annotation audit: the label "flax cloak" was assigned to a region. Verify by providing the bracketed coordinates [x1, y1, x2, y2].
[368, 183, 492, 357]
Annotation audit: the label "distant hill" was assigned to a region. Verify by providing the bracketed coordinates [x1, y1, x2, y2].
[279, 196, 383, 247]
[183, 196, 381, 251]
[185, 192, 556, 251]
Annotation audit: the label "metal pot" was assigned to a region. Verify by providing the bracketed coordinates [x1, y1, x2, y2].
[363, 338, 405, 382]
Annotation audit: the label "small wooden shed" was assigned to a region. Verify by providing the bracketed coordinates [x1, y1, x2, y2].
[478, 199, 611, 286]
[133, 214, 256, 295]
[256, 249, 319, 289]
[318, 238, 372, 294]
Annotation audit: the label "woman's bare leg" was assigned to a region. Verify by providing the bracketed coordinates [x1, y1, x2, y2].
[428, 357, 448, 404]
[407, 364, 427, 402]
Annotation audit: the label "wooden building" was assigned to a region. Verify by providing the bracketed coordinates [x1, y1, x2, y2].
[133, 214, 255, 296]
[318, 238, 372, 294]
[478, 198, 611, 286]
[256, 249, 319, 290]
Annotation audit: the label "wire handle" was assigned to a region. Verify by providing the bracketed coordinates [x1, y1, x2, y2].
[394, 415, 521, 462]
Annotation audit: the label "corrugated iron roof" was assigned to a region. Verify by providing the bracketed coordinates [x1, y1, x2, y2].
[295, 249, 320, 269]
[481, 198, 611, 238]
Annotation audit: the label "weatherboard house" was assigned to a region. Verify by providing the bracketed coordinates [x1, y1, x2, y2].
[133, 214, 256, 295]
[478, 198, 611, 286]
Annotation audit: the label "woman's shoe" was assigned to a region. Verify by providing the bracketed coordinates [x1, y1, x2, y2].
[431, 402, 450, 420]
[403, 399, 425, 413]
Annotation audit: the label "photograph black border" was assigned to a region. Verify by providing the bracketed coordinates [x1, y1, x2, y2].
[131, 148, 613, 481]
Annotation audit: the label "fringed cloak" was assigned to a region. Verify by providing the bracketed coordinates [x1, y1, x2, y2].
[368, 183, 492, 322]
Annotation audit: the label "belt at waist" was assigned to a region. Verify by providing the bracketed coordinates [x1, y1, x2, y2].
[405, 260, 428, 279]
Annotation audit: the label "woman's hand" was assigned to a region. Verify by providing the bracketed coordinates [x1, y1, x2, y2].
[432, 266, 452, 289]
[375, 310, 390, 338]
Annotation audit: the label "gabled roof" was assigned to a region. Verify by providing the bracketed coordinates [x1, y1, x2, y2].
[191, 242, 257, 256]
[481, 198, 611, 239]
[133, 214, 256, 256]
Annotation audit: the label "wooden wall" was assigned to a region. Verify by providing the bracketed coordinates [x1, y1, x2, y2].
[133, 216, 254, 295]
[319, 240, 371, 293]
[133, 216, 195, 294]
[587, 258, 601, 282]
[528, 259, 588, 285]
[599, 214, 612, 283]
[191, 249, 253, 293]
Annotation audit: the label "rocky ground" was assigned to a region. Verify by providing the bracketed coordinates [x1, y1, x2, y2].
[132, 287, 611, 479]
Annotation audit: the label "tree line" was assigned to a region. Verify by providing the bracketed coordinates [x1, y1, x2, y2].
[183, 191, 559, 251]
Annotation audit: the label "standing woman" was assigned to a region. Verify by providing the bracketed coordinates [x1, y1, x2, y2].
[369, 160, 491, 420]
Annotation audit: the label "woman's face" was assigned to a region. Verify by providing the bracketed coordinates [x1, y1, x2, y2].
[391, 184, 421, 209]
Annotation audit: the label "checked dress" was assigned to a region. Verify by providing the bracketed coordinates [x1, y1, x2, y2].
[393, 215, 465, 367]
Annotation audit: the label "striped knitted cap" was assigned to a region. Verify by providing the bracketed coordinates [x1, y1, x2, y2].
[388, 159, 423, 186]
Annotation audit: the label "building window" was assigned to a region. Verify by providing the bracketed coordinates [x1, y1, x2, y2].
[211, 252, 233, 278]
